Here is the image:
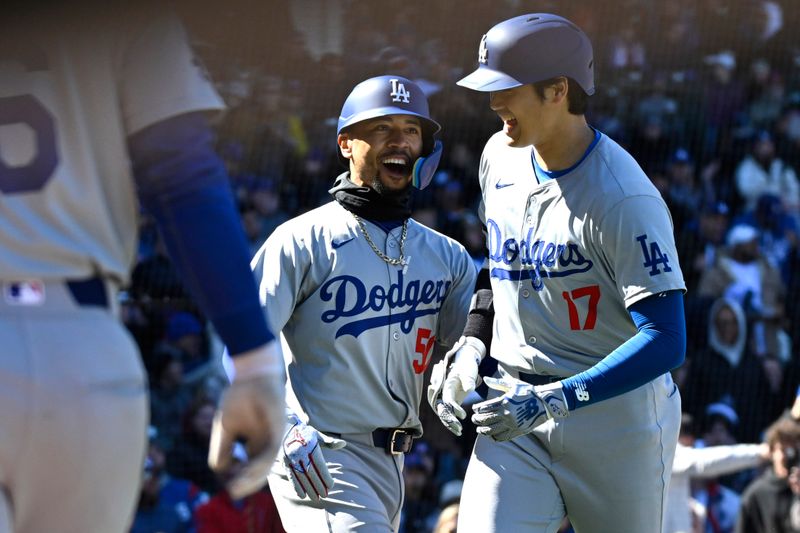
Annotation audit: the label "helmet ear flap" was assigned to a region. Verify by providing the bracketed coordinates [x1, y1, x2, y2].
[421, 122, 436, 157]
[412, 140, 443, 190]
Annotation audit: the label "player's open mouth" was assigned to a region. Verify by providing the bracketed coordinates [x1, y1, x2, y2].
[380, 156, 411, 177]
[503, 118, 518, 135]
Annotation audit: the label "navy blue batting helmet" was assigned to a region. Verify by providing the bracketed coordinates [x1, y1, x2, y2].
[337, 75, 442, 189]
[458, 13, 595, 95]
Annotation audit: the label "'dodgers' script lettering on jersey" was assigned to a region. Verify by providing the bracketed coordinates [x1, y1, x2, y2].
[486, 218, 593, 291]
[320, 270, 451, 338]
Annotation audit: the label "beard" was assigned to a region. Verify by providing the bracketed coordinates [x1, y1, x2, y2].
[372, 174, 412, 199]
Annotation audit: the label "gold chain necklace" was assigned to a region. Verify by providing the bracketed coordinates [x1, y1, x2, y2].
[352, 213, 408, 267]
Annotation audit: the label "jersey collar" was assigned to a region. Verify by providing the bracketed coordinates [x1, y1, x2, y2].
[531, 128, 602, 184]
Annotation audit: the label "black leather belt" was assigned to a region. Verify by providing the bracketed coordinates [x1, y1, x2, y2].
[371, 428, 414, 455]
[519, 372, 562, 386]
[66, 277, 109, 308]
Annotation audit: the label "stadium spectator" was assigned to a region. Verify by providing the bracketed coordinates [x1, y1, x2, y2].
[628, 115, 674, 176]
[701, 50, 747, 155]
[747, 70, 787, 130]
[736, 416, 800, 533]
[734, 193, 799, 284]
[399, 442, 439, 533]
[195, 446, 285, 533]
[432, 503, 459, 533]
[698, 224, 787, 363]
[148, 343, 193, 452]
[694, 403, 763, 529]
[735, 130, 800, 215]
[677, 201, 731, 295]
[164, 311, 209, 376]
[167, 396, 220, 494]
[681, 297, 787, 442]
[131, 465, 185, 533]
[665, 147, 702, 230]
[132, 432, 208, 533]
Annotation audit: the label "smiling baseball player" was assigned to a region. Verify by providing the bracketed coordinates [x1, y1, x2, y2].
[253, 75, 476, 532]
[428, 14, 687, 532]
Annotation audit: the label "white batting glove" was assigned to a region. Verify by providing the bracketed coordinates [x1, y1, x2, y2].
[282, 414, 346, 501]
[427, 336, 485, 436]
[471, 376, 568, 442]
[208, 341, 287, 500]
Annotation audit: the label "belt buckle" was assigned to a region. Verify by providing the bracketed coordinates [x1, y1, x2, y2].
[388, 429, 408, 455]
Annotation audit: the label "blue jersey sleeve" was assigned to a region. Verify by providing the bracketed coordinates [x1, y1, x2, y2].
[560, 290, 686, 410]
[128, 111, 274, 355]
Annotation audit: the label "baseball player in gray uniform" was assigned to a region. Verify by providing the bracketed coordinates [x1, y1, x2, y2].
[428, 14, 687, 532]
[254, 75, 476, 532]
[0, 5, 284, 532]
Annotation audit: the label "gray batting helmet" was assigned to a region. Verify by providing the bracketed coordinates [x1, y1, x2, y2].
[457, 13, 595, 95]
[337, 75, 443, 189]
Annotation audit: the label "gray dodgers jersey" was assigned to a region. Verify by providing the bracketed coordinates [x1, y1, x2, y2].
[0, 7, 223, 283]
[251, 199, 476, 435]
[479, 131, 686, 377]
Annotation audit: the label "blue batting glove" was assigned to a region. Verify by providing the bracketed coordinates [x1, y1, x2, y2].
[471, 376, 568, 441]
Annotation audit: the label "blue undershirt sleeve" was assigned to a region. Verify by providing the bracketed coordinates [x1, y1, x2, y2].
[128, 111, 274, 355]
[559, 290, 686, 410]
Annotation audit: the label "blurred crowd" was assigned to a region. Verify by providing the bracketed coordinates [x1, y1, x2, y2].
[121, 1, 800, 531]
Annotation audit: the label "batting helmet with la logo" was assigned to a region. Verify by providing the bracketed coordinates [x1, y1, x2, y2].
[336, 75, 442, 189]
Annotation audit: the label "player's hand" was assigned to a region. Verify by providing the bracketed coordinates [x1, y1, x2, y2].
[429, 336, 485, 436]
[208, 341, 286, 500]
[472, 376, 568, 441]
[282, 414, 346, 501]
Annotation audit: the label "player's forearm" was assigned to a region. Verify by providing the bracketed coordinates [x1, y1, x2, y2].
[157, 196, 274, 356]
[462, 268, 494, 350]
[560, 290, 686, 410]
[683, 444, 765, 478]
[130, 112, 275, 355]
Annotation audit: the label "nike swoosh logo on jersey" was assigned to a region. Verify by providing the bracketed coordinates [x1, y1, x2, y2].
[495, 181, 514, 189]
[332, 237, 355, 249]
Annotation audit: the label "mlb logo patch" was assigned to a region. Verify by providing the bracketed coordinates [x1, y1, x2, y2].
[4, 280, 46, 305]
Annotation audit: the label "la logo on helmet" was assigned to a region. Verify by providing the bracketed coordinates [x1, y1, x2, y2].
[390, 79, 411, 103]
[478, 34, 488, 64]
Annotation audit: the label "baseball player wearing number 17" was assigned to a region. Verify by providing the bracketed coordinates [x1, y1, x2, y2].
[252, 76, 476, 532]
[428, 14, 687, 533]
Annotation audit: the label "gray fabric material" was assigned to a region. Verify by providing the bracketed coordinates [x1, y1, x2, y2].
[0, 281, 148, 532]
[269, 439, 404, 532]
[459, 370, 680, 532]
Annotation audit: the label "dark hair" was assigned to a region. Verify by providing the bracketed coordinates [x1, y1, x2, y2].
[532, 77, 589, 115]
[766, 416, 800, 449]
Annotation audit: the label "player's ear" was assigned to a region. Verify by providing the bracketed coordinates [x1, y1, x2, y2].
[547, 77, 568, 104]
[337, 133, 353, 160]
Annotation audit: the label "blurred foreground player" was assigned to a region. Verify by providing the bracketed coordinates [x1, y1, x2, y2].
[0, 4, 284, 531]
